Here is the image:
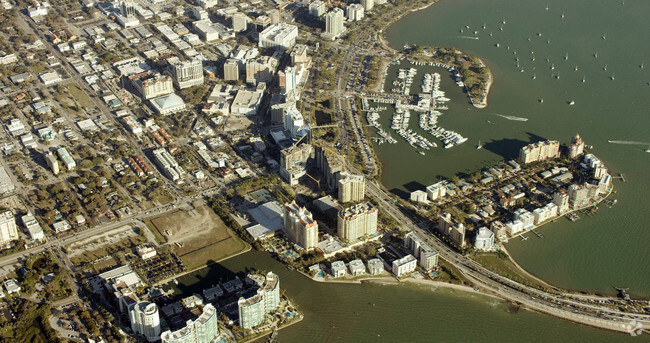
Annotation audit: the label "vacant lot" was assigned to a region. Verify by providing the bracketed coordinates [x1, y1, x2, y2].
[147, 204, 248, 270]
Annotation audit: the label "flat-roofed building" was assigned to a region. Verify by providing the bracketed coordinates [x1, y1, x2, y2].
[404, 232, 438, 270]
[338, 172, 365, 203]
[245, 56, 277, 84]
[168, 58, 203, 89]
[129, 301, 161, 342]
[367, 258, 384, 275]
[223, 59, 239, 81]
[160, 303, 219, 343]
[283, 201, 317, 249]
[474, 227, 495, 251]
[56, 147, 76, 170]
[0, 211, 18, 246]
[258, 23, 298, 49]
[131, 73, 173, 99]
[518, 140, 560, 164]
[232, 12, 248, 32]
[21, 213, 44, 241]
[237, 272, 279, 329]
[325, 8, 345, 37]
[231, 89, 263, 116]
[308, 0, 325, 17]
[392, 254, 416, 277]
[337, 202, 377, 243]
[44, 152, 59, 175]
[314, 144, 343, 190]
[280, 143, 311, 185]
[346, 3, 364, 21]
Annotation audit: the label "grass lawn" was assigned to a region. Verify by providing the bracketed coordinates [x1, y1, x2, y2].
[436, 259, 469, 285]
[67, 84, 93, 108]
[471, 253, 550, 291]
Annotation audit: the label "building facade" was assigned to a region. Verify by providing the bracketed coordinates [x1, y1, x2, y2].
[338, 172, 365, 203]
[392, 254, 416, 277]
[404, 232, 438, 270]
[280, 144, 311, 186]
[238, 272, 280, 329]
[283, 201, 318, 249]
[568, 133, 585, 159]
[474, 227, 495, 251]
[128, 301, 161, 342]
[0, 211, 18, 246]
[258, 23, 298, 49]
[518, 140, 560, 164]
[223, 59, 239, 81]
[160, 304, 219, 343]
[337, 202, 378, 243]
[325, 8, 344, 36]
[346, 3, 364, 21]
[169, 59, 204, 89]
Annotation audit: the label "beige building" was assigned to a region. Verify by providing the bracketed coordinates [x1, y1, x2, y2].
[132, 73, 174, 100]
[325, 8, 345, 37]
[338, 171, 365, 203]
[245, 56, 278, 85]
[0, 211, 18, 246]
[568, 133, 585, 159]
[223, 59, 239, 81]
[438, 213, 465, 248]
[280, 144, 311, 185]
[232, 13, 248, 32]
[518, 140, 560, 164]
[314, 144, 344, 189]
[283, 201, 318, 249]
[45, 152, 59, 175]
[290, 44, 309, 66]
[337, 202, 377, 243]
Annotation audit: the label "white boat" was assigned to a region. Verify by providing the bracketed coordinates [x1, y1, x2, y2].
[569, 100, 575, 106]
[417, 151, 425, 156]
[476, 140, 483, 149]
[645, 146, 650, 153]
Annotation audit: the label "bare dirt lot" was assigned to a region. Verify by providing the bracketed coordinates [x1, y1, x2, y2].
[147, 203, 248, 270]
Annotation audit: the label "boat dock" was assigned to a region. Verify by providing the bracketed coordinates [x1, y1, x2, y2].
[566, 212, 581, 222]
[612, 173, 626, 182]
[531, 229, 544, 238]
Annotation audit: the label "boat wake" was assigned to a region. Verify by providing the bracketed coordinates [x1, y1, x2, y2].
[607, 140, 650, 145]
[492, 113, 529, 122]
[457, 36, 480, 40]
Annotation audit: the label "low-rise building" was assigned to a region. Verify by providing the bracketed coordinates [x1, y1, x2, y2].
[152, 148, 185, 182]
[136, 245, 157, 259]
[330, 260, 346, 277]
[0, 211, 18, 246]
[230, 89, 263, 116]
[21, 213, 44, 241]
[392, 255, 417, 277]
[56, 148, 76, 170]
[3, 279, 20, 294]
[348, 259, 366, 276]
[367, 258, 384, 275]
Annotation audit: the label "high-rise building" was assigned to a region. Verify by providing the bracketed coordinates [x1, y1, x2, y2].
[232, 13, 248, 32]
[518, 140, 560, 164]
[552, 190, 569, 213]
[568, 184, 590, 209]
[169, 59, 204, 89]
[338, 171, 365, 203]
[325, 8, 344, 37]
[44, 152, 59, 175]
[245, 56, 278, 84]
[128, 302, 161, 342]
[314, 144, 344, 190]
[568, 133, 585, 159]
[0, 212, 18, 246]
[392, 254, 416, 277]
[346, 3, 364, 21]
[278, 66, 297, 92]
[268, 9, 281, 24]
[131, 73, 174, 100]
[280, 144, 311, 185]
[120, 1, 136, 17]
[438, 213, 465, 248]
[474, 227, 495, 251]
[308, 0, 325, 17]
[337, 202, 378, 243]
[283, 201, 318, 249]
[404, 232, 439, 270]
[490, 220, 507, 240]
[160, 304, 219, 343]
[425, 181, 446, 201]
[283, 106, 304, 138]
[237, 272, 280, 330]
[290, 44, 309, 66]
[223, 59, 240, 81]
[361, 0, 374, 11]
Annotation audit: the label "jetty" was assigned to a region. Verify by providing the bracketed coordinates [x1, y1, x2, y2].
[531, 229, 544, 239]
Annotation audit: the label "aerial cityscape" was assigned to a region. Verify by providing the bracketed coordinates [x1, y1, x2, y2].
[0, 0, 647, 341]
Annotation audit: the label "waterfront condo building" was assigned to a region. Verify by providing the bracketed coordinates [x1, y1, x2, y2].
[280, 143, 311, 186]
[404, 232, 439, 270]
[338, 171, 365, 203]
[392, 254, 417, 277]
[425, 181, 447, 201]
[568, 183, 591, 209]
[337, 202, 378, 243]
[552, 190, 570, 213]
[346, 3, 364, 21]
[0, 211, 18, 247]
[314, 144, 344, 189]
[410, 190, 428, 203]
[160, 303, 219, 343]
[238, 272, 280, 329]
[258, 23, 298, 50]
[490, 220, 507, 240]
[568, 133, 585, 159]
[168, 58, 204, 89]
[283, 201, 318, 249]
[325, 8, 345, 37]
[474, 227, 495, 251]
[518, 140, 560, 164]
[128, 301, 161, 342]
[361, 0, 374, 11]
[533, 203, 559, 224]
[438, 213, 466, 248]
[513, 208, 535, 230]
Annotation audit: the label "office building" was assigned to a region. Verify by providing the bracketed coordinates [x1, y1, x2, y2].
[0, 211, 18, 246]
[283, 201, 318, 250]
[361, 0, 374, 11]
[169, 59, 204, 89]
[131, 73, 174, 100]
[404, 232, 439, 270]
[120, 1, 136, 17]
[129, 302, 161, 342]
[474, 227, 495, 251]
[338, 171, 365, 203]
[337, 202, 377, 243]
[518, 140, 560, 164]
[280, 144, 311, 185]
[346, 3, 364, 21]
[308, 1, 325, 17]
[325, 8, 344, 37]
[568, 133, 585, 159]
[258, 23, 298, 49]
[45, 152, 59, 175]
[314, 144, 344, 190]
[238, 272, 280, 329]
[392, 254, 416, 277]
[223, 59, 239, 81]
[160, 304, 219, 343]
[232, 13, 248, 32]
[56, 147, 76, 170]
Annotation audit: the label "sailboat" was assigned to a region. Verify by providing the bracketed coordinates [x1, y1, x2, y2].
[545, 4, 549, 10]
[641, 62, 644, 69]
[574, 65, 579, 71]
[594, 51, 598, 58]
[645, 146, 650, 153]
[556, 72, 560, 79]
[551, 63, 555, 70]
[610, 73, 615, 80]
[561, 11, 565, 18]
[582, 75, 586, 83]
[476, 140, 483, 150]
[565, 52, 569, 60]
[603, 64, 608, 71]
[602, 33, 606, 40]
[532, 74, 536, 80]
